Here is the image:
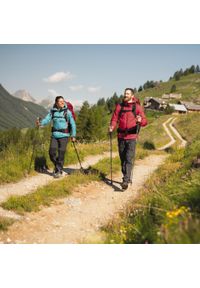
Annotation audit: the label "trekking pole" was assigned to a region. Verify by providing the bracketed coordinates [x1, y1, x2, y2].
[72, 141, 84, 172]
[109, 131, 113, 185]
[130, 122, 141, 185]
[28, 118, 40, 174]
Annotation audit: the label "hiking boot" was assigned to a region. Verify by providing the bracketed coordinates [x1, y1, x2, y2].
[53, 168, 58, 175]
[121, 181, 129, 190]
[54, 171, 62, 178]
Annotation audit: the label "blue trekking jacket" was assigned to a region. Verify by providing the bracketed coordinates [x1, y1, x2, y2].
[40, 104, 76, 139]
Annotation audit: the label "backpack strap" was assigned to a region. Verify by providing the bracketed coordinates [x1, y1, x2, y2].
[51, 107, 68, 120]
[117, 102, 140, 135]
[63, 108, 68, 121]
[118, 102, 137, 119]
[51, 108, 70, 134]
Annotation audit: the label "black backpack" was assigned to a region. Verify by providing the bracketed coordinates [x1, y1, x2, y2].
[118, 101, 137, 119]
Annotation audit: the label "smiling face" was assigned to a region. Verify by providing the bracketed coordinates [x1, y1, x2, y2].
[123, 89, 133, 102]
[56, 97, 65, 109]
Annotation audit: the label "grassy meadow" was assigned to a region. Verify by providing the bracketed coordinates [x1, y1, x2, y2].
[137, 73, 200, 103]
[101, 114, 200, 244]
[0, 126, 118, 184]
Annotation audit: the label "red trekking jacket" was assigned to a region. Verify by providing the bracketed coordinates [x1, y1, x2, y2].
[110, 97, 147, 140]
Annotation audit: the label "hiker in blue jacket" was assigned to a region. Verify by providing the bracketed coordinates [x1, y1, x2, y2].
[36, 96, 76, 178]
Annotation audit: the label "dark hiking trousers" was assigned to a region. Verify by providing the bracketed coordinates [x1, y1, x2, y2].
[49, 137, 68, 172]
[118, 138, 136, 183]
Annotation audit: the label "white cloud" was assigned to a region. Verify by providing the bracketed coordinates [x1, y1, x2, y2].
[87, 86, 101, 93]
[69, 85, 84, 91]
[43, 71, 75, 83]
[48, 89, 59, 97]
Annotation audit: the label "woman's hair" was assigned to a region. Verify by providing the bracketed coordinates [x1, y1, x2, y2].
[55, 96, 64, 103]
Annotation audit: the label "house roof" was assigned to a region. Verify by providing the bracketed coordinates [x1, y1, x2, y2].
[180, 101, 200, 110]
[162, 93, 182, 99]
[169, 104, 187, 112]
[150, 98, 166, 104]
[144, 97, 152, 102]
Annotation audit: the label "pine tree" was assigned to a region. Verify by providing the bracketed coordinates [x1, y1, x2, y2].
[106, 92, 120, 113]
[196, 65, 200, 73]
[76, 101, 90, 141]
[183, 68, 190, 76]
[174, 71, 181, 81]
[179, 68, 183, 76]
[97, 98, 106, 106]
[170, 84, 176, 93]
[138, 86, 143, 92]
[133, 88, 137, 93]
[189, 65, 195, 74]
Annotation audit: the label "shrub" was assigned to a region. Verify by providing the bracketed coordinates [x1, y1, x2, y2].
[143, 141, 155, 150]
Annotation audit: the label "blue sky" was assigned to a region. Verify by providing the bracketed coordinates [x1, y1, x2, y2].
[0, 44, 200, 105]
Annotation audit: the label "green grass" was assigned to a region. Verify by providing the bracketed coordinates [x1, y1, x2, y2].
[1, 156, 120, 214]
[1, 172, 99, 214]
[1, 144, 150, 215]
[101, 138, 200, 244]
[100, 104, 200, 244]
[64, 140, 118, 166]
[138, 115, 173, 148]
[0, 139, 118, 185]
[137, 73, 200, 103]
[0, 217, 15, 231]
[174, 113, 200, 143]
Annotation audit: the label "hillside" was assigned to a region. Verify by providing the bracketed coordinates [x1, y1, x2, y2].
[38, 97, 53, 110]
[0, 84, 47, 130]
[137, 73, 200, 104]
[101, 114, 200, 244]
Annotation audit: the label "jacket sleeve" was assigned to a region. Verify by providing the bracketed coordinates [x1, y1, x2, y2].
[136, 104, 148, 127]
[67, 110, 76, 137]
[110, 104, 121, 130]
[40, 111, 52, 126]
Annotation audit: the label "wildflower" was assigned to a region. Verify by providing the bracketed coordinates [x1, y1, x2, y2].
[166, 206, 190, 219]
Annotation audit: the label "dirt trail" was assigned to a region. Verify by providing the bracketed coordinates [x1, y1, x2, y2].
[158, 117, 187, 150]
[0, 154, 167, 244]
[0, 152, 116, 204]
[0, 118, 186, 244]
[169, 118, 187, 148]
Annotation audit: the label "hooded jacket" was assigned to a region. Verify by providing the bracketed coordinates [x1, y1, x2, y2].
[110, 97, 147, 140]
[40, 103, 76, 139]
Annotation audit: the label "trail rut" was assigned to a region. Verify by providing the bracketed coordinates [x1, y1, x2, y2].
[0, 154, 167, 244]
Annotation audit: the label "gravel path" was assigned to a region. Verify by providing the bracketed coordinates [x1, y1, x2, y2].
[0, 152, 116, 204]
[0, 154, 167, 244]
[158, 117, 187, 150]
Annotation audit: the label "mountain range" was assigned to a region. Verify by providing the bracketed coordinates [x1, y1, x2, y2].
[13, 90, 82, 111]
[0, 84, 47, 130]
[13, 89, 37, 103]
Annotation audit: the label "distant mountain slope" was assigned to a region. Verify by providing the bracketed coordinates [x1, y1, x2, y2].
[13, 89, 36, 103]
[38, 97, 54, 110]
[0, 84, 47, 130]
[138, 73, 200, 104]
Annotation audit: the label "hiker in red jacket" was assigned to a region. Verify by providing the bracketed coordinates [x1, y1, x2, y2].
[109, 88, 147, 190]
